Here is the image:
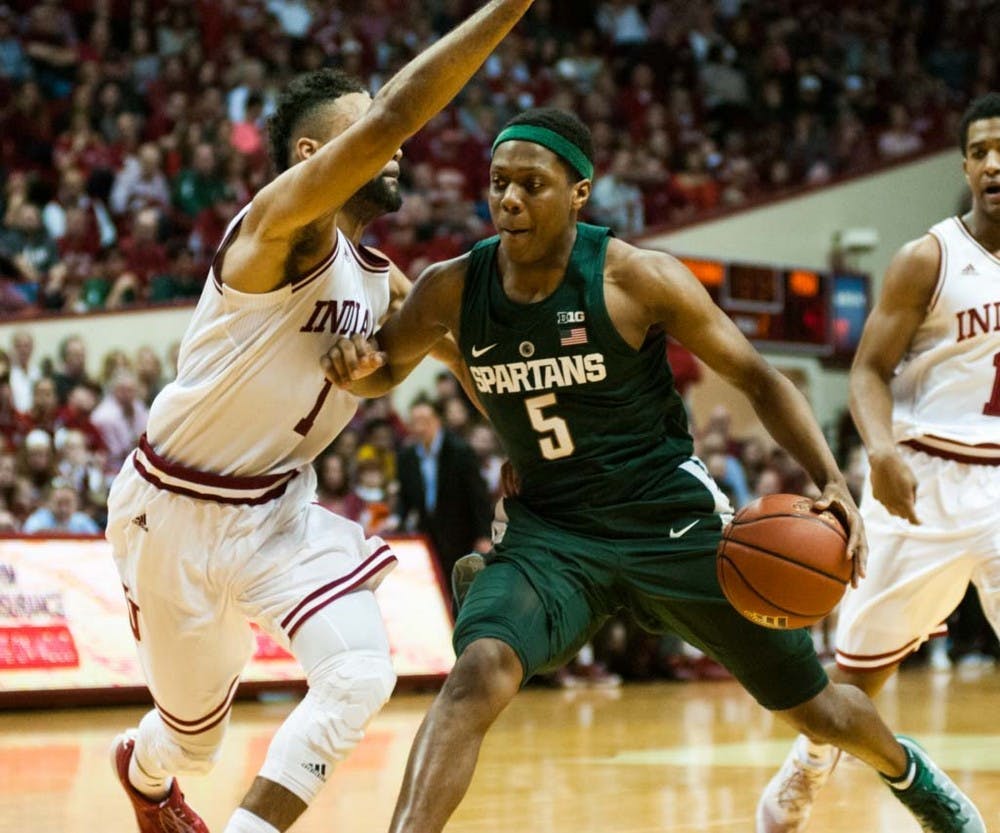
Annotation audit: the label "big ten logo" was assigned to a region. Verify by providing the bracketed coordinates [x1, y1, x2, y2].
[557, 311, 585, 324]
[746, 610, 789, 629]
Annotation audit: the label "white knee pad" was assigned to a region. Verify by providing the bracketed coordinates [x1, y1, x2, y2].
[258, 649, 396, 804]
[135, 709, 226, 777]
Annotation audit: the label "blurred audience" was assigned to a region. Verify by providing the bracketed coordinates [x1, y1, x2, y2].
[0, 0, 994, 311]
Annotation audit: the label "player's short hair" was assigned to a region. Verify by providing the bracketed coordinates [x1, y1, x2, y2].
[958, 92, 1000, 155]
[501, 108, 595, 181]
[267, 69, 367, 173]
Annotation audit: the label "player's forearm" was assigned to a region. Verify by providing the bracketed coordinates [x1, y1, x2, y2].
[340, 367, 395, 398]
[746, 366, 844, 491]
[372, 0, 532, 139]
[849, 366, 897, 458]
[255, 1, 532, 244]
[339, 356, 425, 398]
[429, 337, 487, 418]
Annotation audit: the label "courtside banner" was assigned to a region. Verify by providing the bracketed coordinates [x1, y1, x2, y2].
[0, 536, 454, 700]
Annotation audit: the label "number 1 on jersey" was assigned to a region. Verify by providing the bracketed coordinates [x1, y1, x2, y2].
[984, 351, 1000, 417]
[295, 380, 333, 436]
[525, 393, 575, 460]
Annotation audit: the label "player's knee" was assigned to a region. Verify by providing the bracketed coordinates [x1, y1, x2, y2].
[781, 683, 858, 744]
[256, 650, 394, 806]
[307, 649, 396, 762]
[444, 639, 521, 717]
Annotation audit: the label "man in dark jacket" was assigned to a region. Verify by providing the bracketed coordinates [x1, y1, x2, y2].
[396, 396, 492, 597]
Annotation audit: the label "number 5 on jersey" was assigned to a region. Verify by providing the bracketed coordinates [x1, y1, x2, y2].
[525, 393, 575, 460]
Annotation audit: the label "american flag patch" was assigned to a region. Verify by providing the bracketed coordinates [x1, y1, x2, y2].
[559, 326, 588, 346]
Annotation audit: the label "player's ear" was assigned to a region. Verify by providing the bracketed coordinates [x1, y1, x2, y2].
[571, 179, 591, 211]
[296, 136, 320, 163]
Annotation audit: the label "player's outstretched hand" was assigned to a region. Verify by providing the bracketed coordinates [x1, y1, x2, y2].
[813, 481, 867, 588]
[868, 449, 921, 526]
[321, 334, 386, 388]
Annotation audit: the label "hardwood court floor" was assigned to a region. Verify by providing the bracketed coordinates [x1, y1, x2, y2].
[1, 666, 998, 832]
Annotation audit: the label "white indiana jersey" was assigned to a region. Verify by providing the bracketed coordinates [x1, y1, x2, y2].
[891, 216, 1000, 460]
[146, 203, 389, 476]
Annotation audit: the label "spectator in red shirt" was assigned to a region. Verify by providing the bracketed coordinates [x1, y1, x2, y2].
[0, 365, 30, 454]
[55, 383, 107, 454]
[119, 207, 170, 294]
[229, 92, 266, 159]
[315, 452, 352, 517]
[188, 190, 239, 262]
[51, 334, 96, 405]
[52, 110, 109, 174]
[24, 376, 61, 438]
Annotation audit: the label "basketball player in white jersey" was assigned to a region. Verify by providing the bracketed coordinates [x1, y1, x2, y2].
[104, 4, 536, 833]
[758, 91, 1000, 833]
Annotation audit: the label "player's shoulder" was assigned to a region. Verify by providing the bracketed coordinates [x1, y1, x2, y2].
[891, 232, 941, 275]
[422, 251, 472, 282]
[877, 232, 942, 309]
[411, 252, 472, 301]
[604, 237, 687, 290]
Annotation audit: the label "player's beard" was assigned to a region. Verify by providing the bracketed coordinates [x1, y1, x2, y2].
[345, 174, 403, 223]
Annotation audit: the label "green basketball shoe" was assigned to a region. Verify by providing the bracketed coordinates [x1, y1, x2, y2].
[886, 736, 985, 833]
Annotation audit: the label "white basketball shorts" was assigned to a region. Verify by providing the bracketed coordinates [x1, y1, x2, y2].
[835, 445, 1000, 672]
[106, 447, 397, 736]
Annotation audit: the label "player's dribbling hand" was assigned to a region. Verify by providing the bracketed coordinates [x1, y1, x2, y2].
[813, 481, 868, 587]
[321, 334, 387, 388]
[868, 449, 921, 526]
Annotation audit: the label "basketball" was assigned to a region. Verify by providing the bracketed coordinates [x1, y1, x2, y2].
[716, 493, 851, 630]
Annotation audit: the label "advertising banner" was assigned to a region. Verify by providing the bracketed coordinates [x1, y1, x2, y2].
[0, 536, 454, 704]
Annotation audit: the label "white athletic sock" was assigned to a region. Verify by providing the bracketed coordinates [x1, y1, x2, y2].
[883, 749, 917, 790]
[129, 743, 172, 800]
[223, 808, 280, 833]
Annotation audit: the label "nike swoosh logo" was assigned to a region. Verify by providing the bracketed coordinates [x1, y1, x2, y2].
[471, 344, 498, 358]
[669, 520, 699, 539]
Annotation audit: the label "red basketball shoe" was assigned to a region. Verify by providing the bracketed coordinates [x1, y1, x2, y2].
[111, 731, 210, 833]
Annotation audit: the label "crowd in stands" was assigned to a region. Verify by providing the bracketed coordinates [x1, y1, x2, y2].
[1, 0, 999, 314]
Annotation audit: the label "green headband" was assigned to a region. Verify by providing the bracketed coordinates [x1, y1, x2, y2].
[491, 124, 594, 181]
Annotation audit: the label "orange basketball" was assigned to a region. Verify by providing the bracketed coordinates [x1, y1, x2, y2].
[716, 493, 851, 630]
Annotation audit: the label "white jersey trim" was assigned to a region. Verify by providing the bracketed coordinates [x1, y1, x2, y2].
[208, 202, 343, 296]
[955, 215, 1000, 269]
[343, 237, 390, 274]
[281, 542, 398, 639]
[926, 225, 948, 313]
[836, 625, 948, 671]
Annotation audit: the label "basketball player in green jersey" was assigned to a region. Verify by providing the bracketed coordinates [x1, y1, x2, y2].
[323, 109, 984, 833]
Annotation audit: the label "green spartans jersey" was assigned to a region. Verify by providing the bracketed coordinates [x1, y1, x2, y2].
[459, 223, 694, 536]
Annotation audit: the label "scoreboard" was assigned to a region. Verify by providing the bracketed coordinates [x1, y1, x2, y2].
[677, 254, 870, 363]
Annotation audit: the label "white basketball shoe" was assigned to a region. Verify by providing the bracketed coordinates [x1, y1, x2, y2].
[756, 735, 840, 833]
